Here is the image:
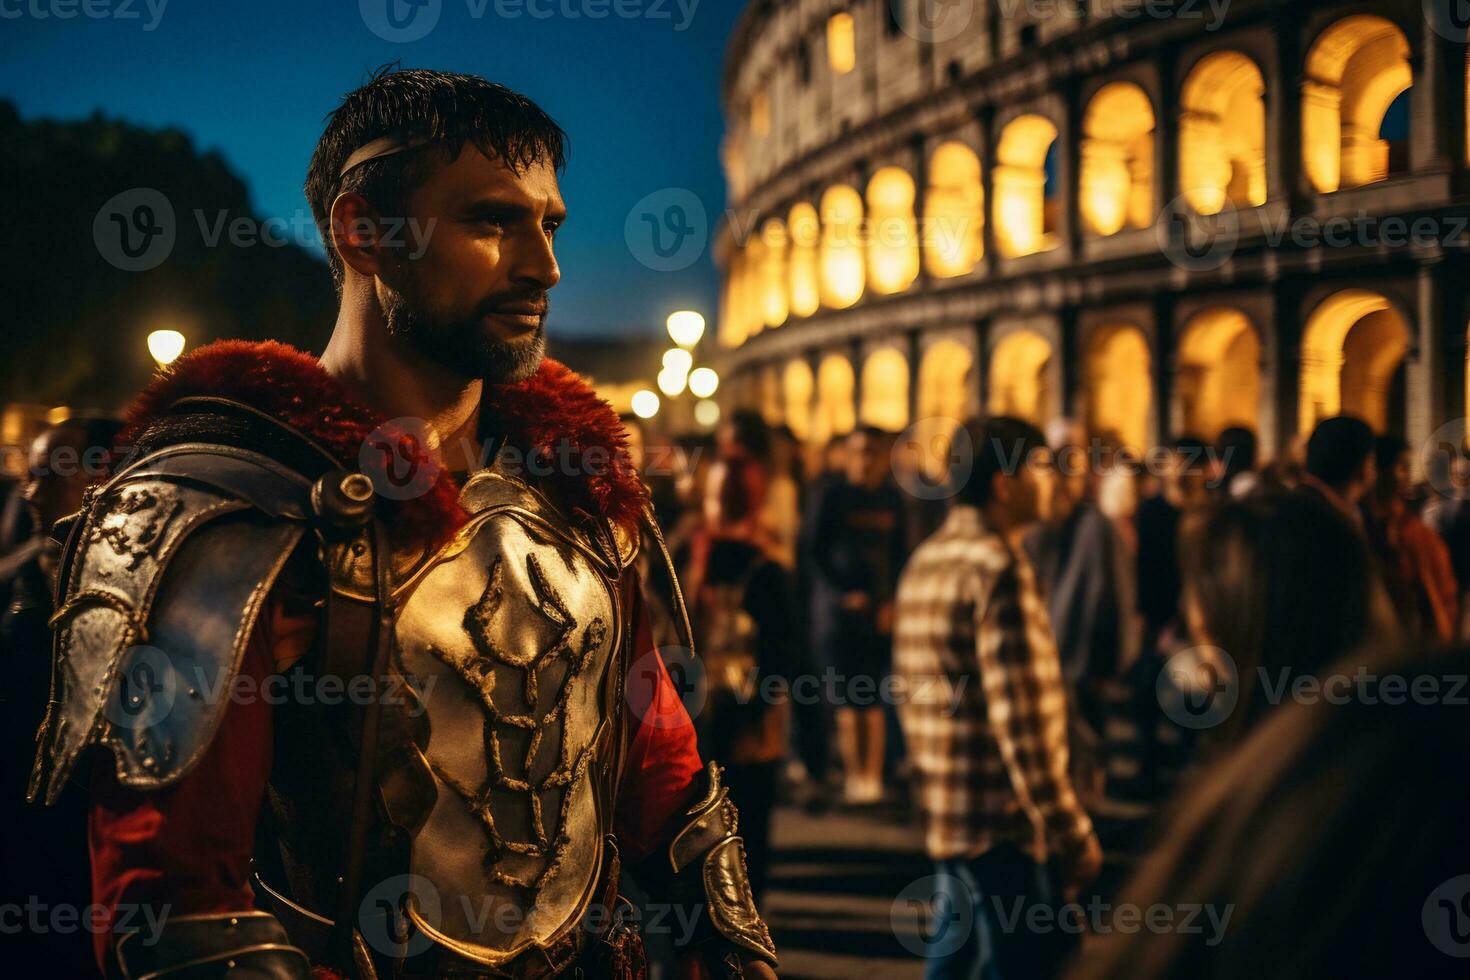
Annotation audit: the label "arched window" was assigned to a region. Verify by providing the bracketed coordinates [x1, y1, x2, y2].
[819, 185, 866, 309]
[1180, 52, 1268, 214]
[827, 13, 856, 74]
[866, 167, 920, 295]
[994, 115, 1061, 258]
[787, 202, 821, 318]
[988, 330, 1055, 424]
[813, 354, 857, 444]
[1300, 290, 1410, 434]
[924, 142, 984, 277]
[783, 359, 814, 442]
[1176, 309, 1260, 439]
[1302, 16, 1413, 193]
[1084, 325, 1152, 454]
[759, 218, 789, 328]
[860, 348, 911, 432]
[1080, 82, 1156, 236]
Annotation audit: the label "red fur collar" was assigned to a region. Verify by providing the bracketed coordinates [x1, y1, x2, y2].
[120, 340, 647, 545]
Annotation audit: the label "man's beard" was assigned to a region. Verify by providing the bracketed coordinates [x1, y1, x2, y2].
[383, 284, 546, 385]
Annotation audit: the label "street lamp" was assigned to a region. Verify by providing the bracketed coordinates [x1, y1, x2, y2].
[657, 366, 688, 397]
[147, 329, 186, 366]
[631, 389, 660, 419]
[666, 310, 705, 348]
[688, 367, 719, 399]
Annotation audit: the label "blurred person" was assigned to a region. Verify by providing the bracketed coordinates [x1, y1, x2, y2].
[2, 416, 120, 977]
[1177, 491, 1391, 745]
[1299, 415, 1377, 524]
[686, 453, 798, 906]
[1065, 643, 1470, 980]
[808, 426, 908, 804]
[1422, 444, 1470, 638]
[760, 424, 802, 571]
[30, 68, 777, 979]
[1211, 426, 1259, 499]
[1362, 436, 1457, 642]
[1136, 436, 1211, 652]
[895, 416, 1101, 980]
[1026, 421, 1139, 734]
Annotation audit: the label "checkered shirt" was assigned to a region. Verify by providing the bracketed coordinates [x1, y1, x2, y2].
[894, 505, 1095, 862]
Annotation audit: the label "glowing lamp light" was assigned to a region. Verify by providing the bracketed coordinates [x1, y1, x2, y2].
[657, 366, 688, 397]
[688, 367, 719, 399]
[694, 399, 721, 428]
[662, 348, 694, 375]
[666, 310, 706, 348]
[148, 329, 187, 366]
[631, 389, 660, 419]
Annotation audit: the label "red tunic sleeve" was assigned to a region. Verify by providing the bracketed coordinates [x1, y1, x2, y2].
[88, 589, 315, 976]
[613, 570, 704, 862]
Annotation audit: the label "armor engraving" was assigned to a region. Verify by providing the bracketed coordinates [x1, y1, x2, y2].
[390, 470, 621, 965]
[89, 485, 185, 570]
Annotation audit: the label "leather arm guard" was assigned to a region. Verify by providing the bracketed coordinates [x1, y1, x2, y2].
[116, 911, 311, 979]
[647, 762, 778, 974]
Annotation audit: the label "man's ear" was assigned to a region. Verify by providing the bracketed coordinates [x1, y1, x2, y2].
[330, 191, 387, 281]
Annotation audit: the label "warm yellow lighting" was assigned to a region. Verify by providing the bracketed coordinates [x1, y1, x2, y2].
[787, 203, 821, 318]
[688, 367, 719, 399]
[750, 90, 771, 137]
[1180, 51, 1268, 215]
[783, 359, 815, 442]
[663, 348, 694, 375]
[1177, 308, 1261, 440]
[148, 329, 186, 366]
[994, 115, 1060, 258]
[989, 331, 1054, 424]
[860, 348, 910, 431]
[1080, 82, 1155, 237]
[827, 13, 856, 74]
[866, 168, 920, 295]
[631, 389, 660, 419]
[657, 367, 688, 397]
[1302, 16, 1412, 193]
[813, 355, 857, 444]
[1085, 325, 1152, 455]
[925, 142, 984, 278]
[694, 399, 721, 428]
[759, 219, 789, 328]
[667, 310, 706, 348]
[819, 185, 866, 308]
[1299, 290, 1408, 433]
[45, 406, 70, 425]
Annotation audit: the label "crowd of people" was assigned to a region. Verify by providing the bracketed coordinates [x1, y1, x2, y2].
[3, 404, 1469, 976]
[624, 407, 1470, 978]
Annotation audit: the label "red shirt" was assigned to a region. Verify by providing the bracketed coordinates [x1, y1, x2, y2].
[89, 567, 702, 974]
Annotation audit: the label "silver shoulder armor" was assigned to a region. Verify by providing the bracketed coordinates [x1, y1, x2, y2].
[30, 444, 314, 804]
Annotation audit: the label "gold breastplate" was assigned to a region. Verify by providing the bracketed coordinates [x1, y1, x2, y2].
[346, 467, 633, 967]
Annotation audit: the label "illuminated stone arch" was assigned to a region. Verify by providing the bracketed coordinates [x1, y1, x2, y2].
[812, 354, 857, 444]
[925, 142, 985, 278]
[743, 235, 766, 340]
[988, 329, 1056, 425]
[1302, 15, 1413, 193]
[1080, 82, 1156, 236]
[759, 365, 784, 425]
[866, 167, 920, 295]
[1084, 324, 1153, 454]
[913, 340, 975, 481]
[783, 359, 815, 442]
[719, 247, 748, 348]
[787, 202, 821, 319]
[759, 218, 789, 328]
[819, 185, 866, 308]
[994, 114, 1061, 258]
[1176, 308, 1261, 440]
[1180, 51, 1268, 214]
[860, 347, 911, 432]
[1299, 289, 1411, 434]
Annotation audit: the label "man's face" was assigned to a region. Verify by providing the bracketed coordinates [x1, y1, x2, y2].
[845, 432, 883, 487]
[1007, 446, 1054, 527]
[21, 428, 94, 535]
[378, 146, 564, 384]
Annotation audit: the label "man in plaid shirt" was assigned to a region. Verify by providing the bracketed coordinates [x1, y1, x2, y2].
[895, 416, 1103, 980]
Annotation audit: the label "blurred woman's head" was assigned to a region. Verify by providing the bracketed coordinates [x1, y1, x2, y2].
[1179, 491, 1386, 738]
[1067, 643, 1470, 980]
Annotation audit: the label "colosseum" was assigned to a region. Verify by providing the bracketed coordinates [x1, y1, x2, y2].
[714, 0, 1470, 465]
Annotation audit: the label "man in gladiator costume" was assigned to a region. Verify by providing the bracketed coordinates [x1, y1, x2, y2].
[30, 67, 778, 980]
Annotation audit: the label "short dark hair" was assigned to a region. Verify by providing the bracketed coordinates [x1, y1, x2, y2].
[1215, 426, 1258, 482]
[1305, 416, 1376, 487]
[305, 65, 568, 295]
[1374, 434, 1408, 474]
[954, 416, 1047, 507]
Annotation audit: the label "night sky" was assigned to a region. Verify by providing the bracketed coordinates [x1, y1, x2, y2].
[0, 0, 743, 339]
